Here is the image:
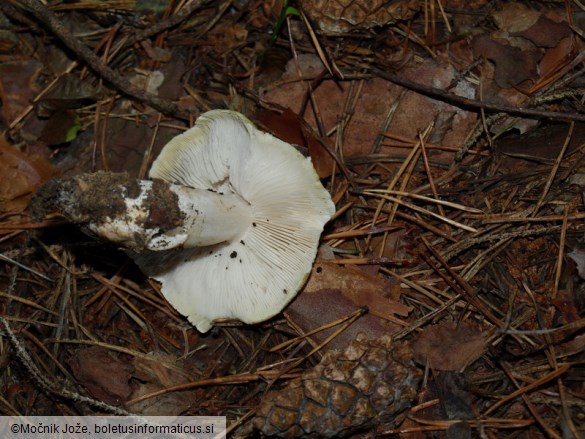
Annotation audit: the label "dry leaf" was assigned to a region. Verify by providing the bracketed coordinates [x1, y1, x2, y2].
[492, 3, 540, 33]
[551, 288, 581, 328]
[0, 137, 60, 212]
[568, 248, 585, 280]
[69, 347, 134, 405]
[126, 352, 196, 415]
[472, 34, 542, 88]
[38, 110, 79, 146]
[512, 14, 571, 48]
[140, 39, 172, 62]
[531, 36, 578, 94]
[411, 321, 486, 371]
[263, 58, 477, 160]
[256, 108, 307, 148]
[286, 288, 401, 351]
[304, 262, 411, 317]
[305, 128, 335, 179]
[206, 22, 248, 51]
[35, 73, 100, 118]
[286, 263, 411, 350]
[0, 60, 43, 125]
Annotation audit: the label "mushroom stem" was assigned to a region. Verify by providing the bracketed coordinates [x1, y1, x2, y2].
[167, 185, 252, 248]
[30, 171, 252, 252]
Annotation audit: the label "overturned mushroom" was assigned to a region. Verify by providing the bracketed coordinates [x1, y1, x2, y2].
[31, 110, 335, 332]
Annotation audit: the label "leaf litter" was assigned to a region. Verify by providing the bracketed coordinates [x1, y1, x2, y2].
[0, 0, 584, 437]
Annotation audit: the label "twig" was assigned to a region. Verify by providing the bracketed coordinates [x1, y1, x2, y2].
[0, 316, 131, 415]
[421, 236, 502, 327]
[369, 67, 585, 124]
[361, 189, 483, 213]
[490, 361, 566, 439]
[121, 0, 211, 48]
[443, 225, 562, 261]
[532, 123, 574, 215]
[125, 369, 302, 406]
[476, 212, 585, 223]
[364, 191, 478, 232]
[0, 253, 54, 282]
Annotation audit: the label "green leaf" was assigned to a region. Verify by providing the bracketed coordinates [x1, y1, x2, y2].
[65, 117, 81, 143]
[269, 2, 301, 47]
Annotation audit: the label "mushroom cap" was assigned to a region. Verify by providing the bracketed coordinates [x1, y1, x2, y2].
[146, 110, 335, 332]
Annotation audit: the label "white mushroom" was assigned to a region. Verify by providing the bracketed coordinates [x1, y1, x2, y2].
[135, 110, 335, 332]
[31, 110, 334, 332]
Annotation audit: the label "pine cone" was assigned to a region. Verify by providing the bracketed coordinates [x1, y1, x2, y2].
[300, 0, 420, 33]
[252, 333, 421, 438]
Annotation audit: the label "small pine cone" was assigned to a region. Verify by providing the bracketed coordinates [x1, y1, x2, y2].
[300, 0, 421, 33]
[252, 333, 421, 438]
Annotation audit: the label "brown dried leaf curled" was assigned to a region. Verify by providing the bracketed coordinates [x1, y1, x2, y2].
[252, 333, 421, 437]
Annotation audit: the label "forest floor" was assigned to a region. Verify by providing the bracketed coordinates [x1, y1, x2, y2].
[0, 0, 584, 437]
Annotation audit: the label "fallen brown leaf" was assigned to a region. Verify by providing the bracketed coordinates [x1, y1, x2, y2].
[304, 262, 411, 318]
[69, 346, 134, 405]
[0, 60, 43, 125]
[0, 137, 60, 212]
[411, 320, 486, 371]
[286, 262, 411, 350]
[126, 352, 197, 415]
[512, 14, 572, 48]
[472, 34, 542, 88]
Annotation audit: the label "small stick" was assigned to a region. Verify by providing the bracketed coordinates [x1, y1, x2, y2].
[0, 316, 131, 415]
[125, 369, 302, 406]
[370, 67, 585, 123]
